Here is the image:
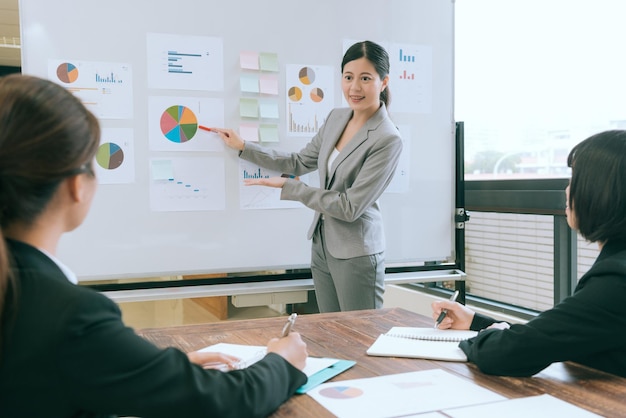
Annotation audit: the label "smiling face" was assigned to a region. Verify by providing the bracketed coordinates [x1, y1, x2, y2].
[341, 57, 389, 116]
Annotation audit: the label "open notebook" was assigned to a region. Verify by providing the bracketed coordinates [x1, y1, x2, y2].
[366, 327, 478, 362]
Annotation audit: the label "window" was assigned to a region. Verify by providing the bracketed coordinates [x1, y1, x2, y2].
[456, 0, 626, 180]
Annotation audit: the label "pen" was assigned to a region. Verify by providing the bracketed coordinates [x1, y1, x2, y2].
[199, 125, 230, 137]
[281, 313, 297, 337]
[434, 290, 460, 329]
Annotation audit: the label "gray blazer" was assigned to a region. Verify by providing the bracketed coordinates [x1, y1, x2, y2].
[240, 103, 403, 259]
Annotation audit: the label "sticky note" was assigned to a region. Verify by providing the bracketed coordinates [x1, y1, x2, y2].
[259, 101, 279, 119]
[239, 123, 259, 142]
[259, 74, 279, 95]
[259, 52, 279, 72]
[240, 73, 260, 93]
[151, 159, 174, 180]
[240, 98, 259, 118]
[240, 51, 259, 70]
[259, 124, 279, 142]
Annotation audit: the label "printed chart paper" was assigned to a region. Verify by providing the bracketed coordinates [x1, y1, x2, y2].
[147, 32, 224, 91]
[307, 369, 505, 418]
[95, 128, 135, 184]
[49, 59, 133, 119]
[149, 157, 225, 212]
[286, 64, 334, 137]
[148, 96, 224, 152]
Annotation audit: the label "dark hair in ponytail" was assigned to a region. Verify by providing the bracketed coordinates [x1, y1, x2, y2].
[341, 40, 391, 107]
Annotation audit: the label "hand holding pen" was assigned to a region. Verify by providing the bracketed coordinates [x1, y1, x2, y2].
[434, 290, 460, 329]
[268, 313, 308, 370]
[432, 290, 476, 330]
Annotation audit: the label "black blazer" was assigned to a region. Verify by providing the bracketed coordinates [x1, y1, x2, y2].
[0, 240, 306, 418]
[461, 239, 626, 378]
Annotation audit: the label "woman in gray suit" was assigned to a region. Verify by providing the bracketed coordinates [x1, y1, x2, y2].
[215, 41, 403, 312]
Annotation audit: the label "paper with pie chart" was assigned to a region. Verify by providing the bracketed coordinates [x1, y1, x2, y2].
[48, 59, 133, 119]
[307, 369, 504, 418]
[94, 128, 135, 184]
[285, 64, 334, 137]
[148, 96, 224, 152]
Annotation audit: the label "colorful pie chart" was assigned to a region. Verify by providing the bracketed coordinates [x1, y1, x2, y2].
[96, 142, 124, 170]
[57, 62, 79, 84]
[160, 105, 198, 143]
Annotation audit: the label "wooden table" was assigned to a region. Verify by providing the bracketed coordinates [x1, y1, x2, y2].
[138, 307, 626, 417]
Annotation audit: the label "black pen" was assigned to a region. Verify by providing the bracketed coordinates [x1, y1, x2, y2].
[281, 313, 297, 337]
[434, 290, 460, 329]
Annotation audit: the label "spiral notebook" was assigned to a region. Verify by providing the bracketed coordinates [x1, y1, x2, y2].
[366, 327, 478, 362]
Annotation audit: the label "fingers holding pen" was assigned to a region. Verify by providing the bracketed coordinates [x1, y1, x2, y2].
[431, 300, 474, 330]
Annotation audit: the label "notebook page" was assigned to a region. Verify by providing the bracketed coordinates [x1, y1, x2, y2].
[386, 327, 478, 342]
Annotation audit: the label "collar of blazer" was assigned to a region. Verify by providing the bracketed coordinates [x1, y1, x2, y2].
[324, 103, 389, 187]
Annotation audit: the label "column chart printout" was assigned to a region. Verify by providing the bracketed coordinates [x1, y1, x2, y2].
[238, 160, 304, 210]
[150, 157, 226, 212]
[146, 32, 224, 91]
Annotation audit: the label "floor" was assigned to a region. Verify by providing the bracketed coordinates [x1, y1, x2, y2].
[119, 297, 284, 330]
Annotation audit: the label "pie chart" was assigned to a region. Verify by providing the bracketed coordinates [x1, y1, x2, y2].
[299, 67, 315, 85]
[310, 87, 324, 103]
[160, 105, 198, 143]
[288, 86, 303, 101]
[57, 62, 79, 84]
[96, 142, 124, 170]
[318, 386, 364, 399]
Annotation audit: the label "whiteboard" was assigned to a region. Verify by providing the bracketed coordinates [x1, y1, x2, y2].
[19, 0, 455, 281]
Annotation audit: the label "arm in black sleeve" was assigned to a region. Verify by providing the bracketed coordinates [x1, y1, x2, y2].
[459, 273, 626, 377]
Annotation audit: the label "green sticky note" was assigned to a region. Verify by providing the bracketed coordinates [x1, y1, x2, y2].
[240, 98, 259, 118]
[259, 52, 279, 72]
